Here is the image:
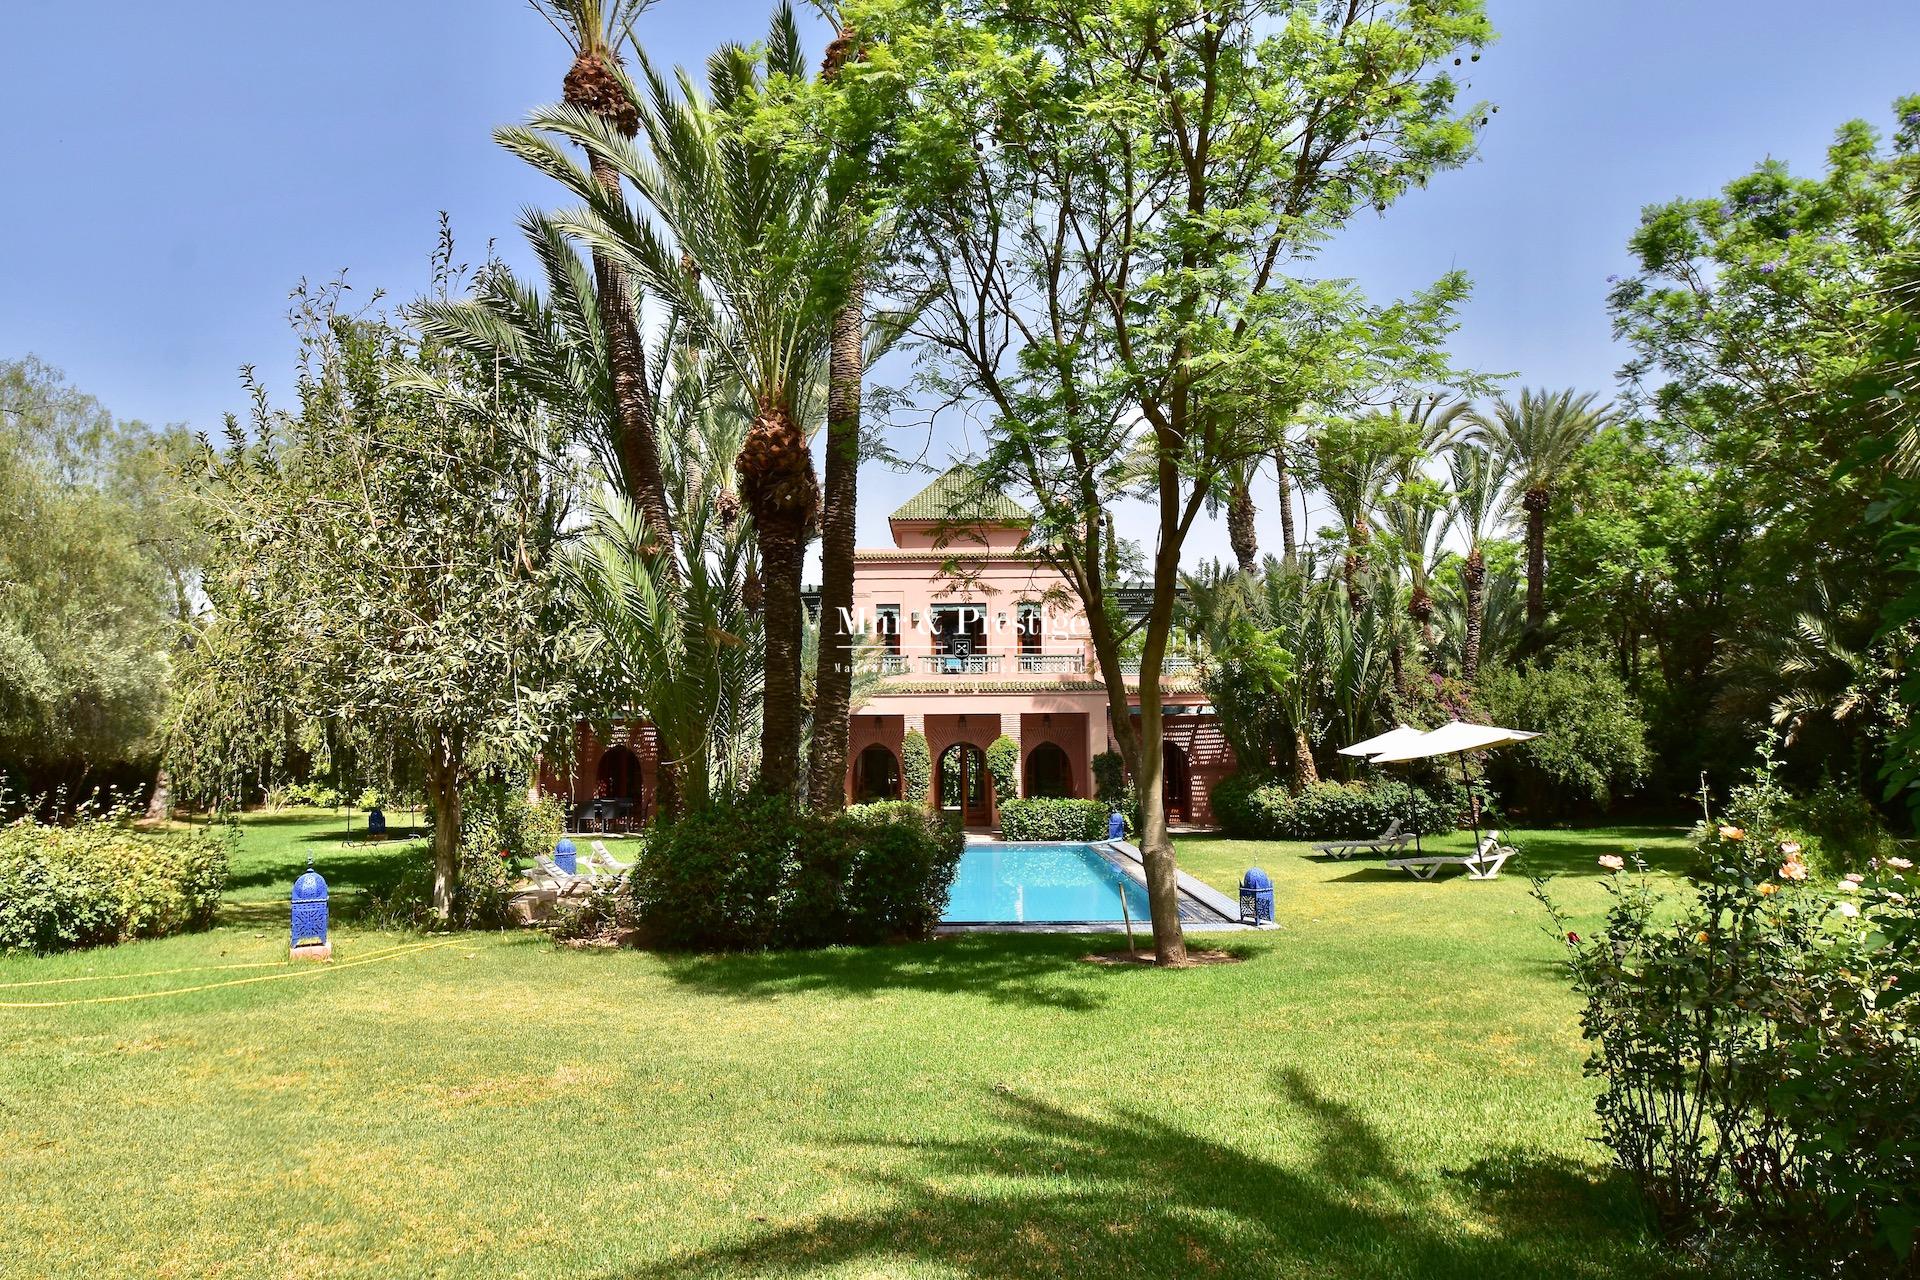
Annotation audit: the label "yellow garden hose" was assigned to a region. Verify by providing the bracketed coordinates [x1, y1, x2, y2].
[0, 940, 454, 1009]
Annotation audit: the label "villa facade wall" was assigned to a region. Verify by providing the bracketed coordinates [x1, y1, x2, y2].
[547, 471, 1239, 828]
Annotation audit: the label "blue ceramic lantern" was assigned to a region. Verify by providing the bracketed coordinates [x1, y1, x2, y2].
[1107, 810, 1126, 841]
[367, 806, 386, 837]
[554, 836, 578, 876]
[1239, 867, 1274, 925]
[291, 861, 329, 949]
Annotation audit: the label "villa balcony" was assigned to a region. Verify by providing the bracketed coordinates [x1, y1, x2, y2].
[920, 654, 1003, 675]
[1015, 653, 1085, 674]
[1119, 654, 1197, 675]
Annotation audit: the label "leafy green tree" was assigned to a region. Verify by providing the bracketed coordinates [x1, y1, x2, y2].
[0, 357, 194, 804]
[185, 282, 573, 919]
[1608, 97, 1920, 800]
[1475, 649, 1650, 815]
[840, 0, 1490, 963]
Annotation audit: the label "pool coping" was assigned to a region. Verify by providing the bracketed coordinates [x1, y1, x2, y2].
[937, 839, 1263, 933]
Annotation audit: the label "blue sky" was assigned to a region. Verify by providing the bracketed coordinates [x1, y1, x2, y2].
[3, 1, 1919, 562]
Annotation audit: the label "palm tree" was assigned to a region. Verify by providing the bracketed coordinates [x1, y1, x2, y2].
[1272, 433, 1300, 567]
[407, 218, 762, 811]
[806, 13, 878, 814]
[525, 1, 675, 559]
[1443, 440, 1506, 680]
[1473, 388, 1615, 637]
[1384, 397, 1471, 666]
[506, 6, 848, 798]
[1310, 417, 1400, 611]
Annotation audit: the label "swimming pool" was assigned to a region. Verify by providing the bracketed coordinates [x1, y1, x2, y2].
[941, 842, 1153, 924]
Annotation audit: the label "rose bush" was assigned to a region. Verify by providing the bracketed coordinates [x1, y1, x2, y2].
[1536, 764, 1920, 1275]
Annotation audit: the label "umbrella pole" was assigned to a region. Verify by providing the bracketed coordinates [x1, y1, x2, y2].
[1461, 753, 1481, 850]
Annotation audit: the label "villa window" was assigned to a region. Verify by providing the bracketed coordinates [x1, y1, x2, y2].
[1017, 603, 1042, 655]
[875, 604, 901, 655]
[931, 605, 985, 657]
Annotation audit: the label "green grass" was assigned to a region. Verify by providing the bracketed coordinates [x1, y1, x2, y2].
[0, 812, 1700, 1279]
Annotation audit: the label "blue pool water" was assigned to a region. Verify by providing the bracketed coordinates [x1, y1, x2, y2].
[942, 842, 1153, 924]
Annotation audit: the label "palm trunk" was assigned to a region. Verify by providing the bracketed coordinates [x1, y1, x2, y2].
[1292, 726, 1319, 788]
[1274, 445, 1298, 566]
[1409, 584, 1434, 656]
[1463, 546, 1486, 681]
[806, 272, 864, 813]
[1344, 519, 1370, 611]
[1523, 485, 1548, 634]
[740, 402, 818, 797]
[565, 53, 675, 563]
[425, 743, 462, 922]
[1227, 474, 1257, 574]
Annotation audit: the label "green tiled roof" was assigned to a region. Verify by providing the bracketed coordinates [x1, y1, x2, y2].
[889, 464, 1030, 525]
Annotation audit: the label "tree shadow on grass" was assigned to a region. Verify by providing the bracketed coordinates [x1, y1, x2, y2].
[599, 1068, 1672, 1280]
[653, 933, 1125, 1012]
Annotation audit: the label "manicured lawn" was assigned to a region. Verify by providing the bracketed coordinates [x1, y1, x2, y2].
[0, 813, 1699, 1279]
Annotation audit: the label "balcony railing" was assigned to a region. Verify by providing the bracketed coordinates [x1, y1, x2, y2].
[870, 654, 910, 676]
[921, 654, 1003, 675]
[1119, 654, 1197, 675]
[1016, 653, 1086, 674]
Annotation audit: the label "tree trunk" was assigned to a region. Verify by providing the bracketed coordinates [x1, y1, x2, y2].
[1344, 520, 1370, 611]
[1463, 546, 1486, 681]
[1132, 654, 1189, 967]
[739, 402, 818, 797]
[565, 52, 676, 564]
[1227, 474, 1257, 574]
[1409, 584, 1435, 657]
[425, 745, 462, 923]
[1523, 485, 1549, 635]
[806, 272, 864, 814]
[1292, 726, 1319, 789]
[1274, 445, 1298, 566]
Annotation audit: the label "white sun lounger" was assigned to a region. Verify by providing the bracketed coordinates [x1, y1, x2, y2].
[589, 840, 632, 876]
[530, 854, 601, 898]
[1311, 818, 1411, 859]
[1385, 831, 1515, 880]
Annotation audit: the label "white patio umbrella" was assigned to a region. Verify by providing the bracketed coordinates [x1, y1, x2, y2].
[1338, 724, 1431, 850]
[1337, 724, 1429, 759]
[1368, 720, 1541, 850]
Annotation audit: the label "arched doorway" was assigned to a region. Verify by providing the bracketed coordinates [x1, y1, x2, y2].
[937, 742, 991, 826]
[1162, 741, 1190, 823]
[1024, 742, 1072, 798]
[854, 744, 902, 802]
[594, 744, 643, 831]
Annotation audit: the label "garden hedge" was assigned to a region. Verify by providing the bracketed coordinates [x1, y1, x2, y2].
[0, 817, 231, 954]
[629, 792, 963, 950]
[998, 797, 1116, 841]
[1209, 775, 1467, 840]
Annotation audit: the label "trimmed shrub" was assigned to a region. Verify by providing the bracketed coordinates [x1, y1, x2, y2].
[630, 792, 964, 950]
[902, 729, 931, 804]
[1209, 775, 1463, 840]
[998, 797, 1112, 841]
[0, 816, 232, 954]
[1092, 750, 1126, 806]
[985, 735, 1019, 805]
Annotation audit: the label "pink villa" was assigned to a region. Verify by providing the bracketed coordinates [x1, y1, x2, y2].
[545, 466, 1235, 829]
